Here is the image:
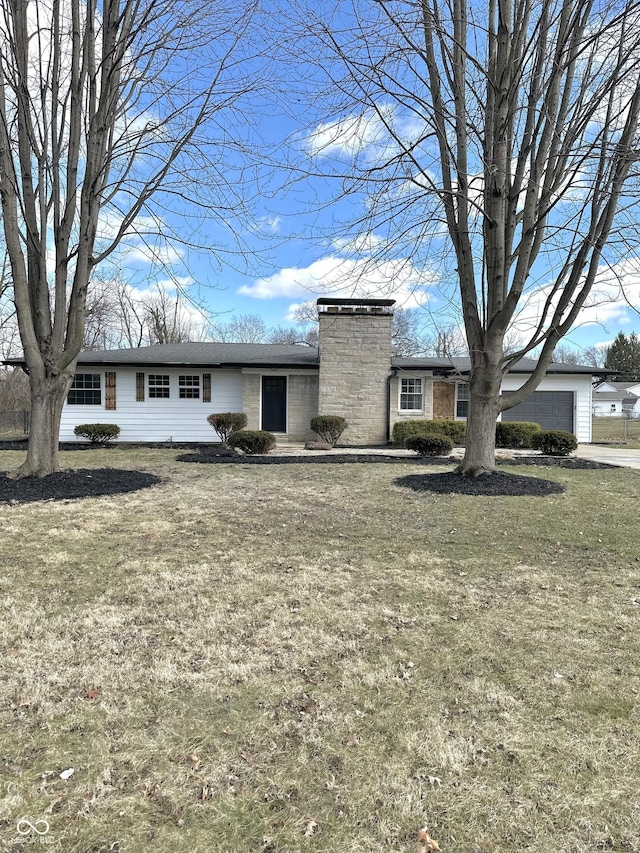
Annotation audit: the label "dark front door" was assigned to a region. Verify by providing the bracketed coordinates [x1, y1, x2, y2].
[262, 376, 287, 432]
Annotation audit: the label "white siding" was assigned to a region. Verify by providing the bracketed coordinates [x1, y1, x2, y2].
[499, 374, 592, 442]
[592, 400, 624, 417]
[60, 368, 243, 442]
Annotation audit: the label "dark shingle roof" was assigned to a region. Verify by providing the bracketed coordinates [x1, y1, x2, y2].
[592, 391, 639, 402]
[391, 356, 601, 375]
[74, 342, 320, 368]
[5, 343, 606, 376]
[597, 381, 640, 391]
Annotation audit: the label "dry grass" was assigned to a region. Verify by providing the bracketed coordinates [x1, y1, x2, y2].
[0, 448, 639, 853]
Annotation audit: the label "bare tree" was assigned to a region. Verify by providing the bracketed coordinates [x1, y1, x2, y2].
[582, 345, 607, 370]
[390, 307, 422, 356]
[0, 366, 29, 411]
[0, 250, 20, 359]
[392, 307, 467, 357]
[0, 0, 262, 476]
[265, 324, 308, 344]
[551, 342, 607, 368]
[141, 288, 210, 345]
[551, 344, 583, 366]
[293, 0, 640, 474]
[84, 276, 214, 347]
[289, 299, 461, 353]
[288, 301, 320, 345]
[212, 313, 269, 343]
[83, 279, 122, 351]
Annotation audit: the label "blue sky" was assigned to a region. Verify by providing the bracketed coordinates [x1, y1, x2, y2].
[99, 0, 640, 355]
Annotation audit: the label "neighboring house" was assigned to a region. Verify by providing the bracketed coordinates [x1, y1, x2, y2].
[18, 298, 601, 444]
[592, 382, 640, 418]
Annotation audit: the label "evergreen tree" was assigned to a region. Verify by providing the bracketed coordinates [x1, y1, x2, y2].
[604, 333, 640, 381]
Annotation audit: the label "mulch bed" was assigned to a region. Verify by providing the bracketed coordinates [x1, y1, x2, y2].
[0, 469, 161, 504]
[177, 450, 613, 469]
[396, 470, 566, 497]
[176, 449, 614, 498]
[176, 450, 614, 498]
[176, 450, 456, 465]
[0, 450, 614, 504]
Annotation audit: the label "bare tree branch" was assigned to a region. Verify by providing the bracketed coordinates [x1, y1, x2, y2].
[0, 0, 266, 475]
[288, 0, 640, 473]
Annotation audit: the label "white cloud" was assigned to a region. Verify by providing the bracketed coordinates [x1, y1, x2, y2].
[122, 243, 184, 267]
[238, 255, 434, 310]
[95, 208, 184, 267]
[307, 109, 391, 159]
[307, 105, 425, 165]
[258, 215, 282, 234]
[123, 277, 194, 300]
[506, 257, 640, 345]
[332, 233, 384, 254]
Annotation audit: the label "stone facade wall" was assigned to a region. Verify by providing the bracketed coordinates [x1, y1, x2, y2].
[389, 374, 434, 435]
[242, 373, 261, 430]
[242, 371, 319, 442]
[288, 374, 319, 441]
[433, 381, 455, 419]
[318, 311, 393, 445]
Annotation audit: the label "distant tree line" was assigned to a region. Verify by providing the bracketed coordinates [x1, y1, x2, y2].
[82, 287, 469, 357]
[552, 332, 640, 380]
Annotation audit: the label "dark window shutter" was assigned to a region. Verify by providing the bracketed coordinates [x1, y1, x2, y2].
[105, 371, 117, 410]
[136, 372, 145, 402]
[202, 373, 211, 403]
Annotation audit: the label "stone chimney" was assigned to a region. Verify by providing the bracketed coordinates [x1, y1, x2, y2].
[317, 298, 395, 445]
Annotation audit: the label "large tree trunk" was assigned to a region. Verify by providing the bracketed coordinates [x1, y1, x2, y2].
[10, 370, 74, 478]
[457, 351, 502, 477]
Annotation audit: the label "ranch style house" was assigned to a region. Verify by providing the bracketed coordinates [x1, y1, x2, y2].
[52, 298, 599, 445]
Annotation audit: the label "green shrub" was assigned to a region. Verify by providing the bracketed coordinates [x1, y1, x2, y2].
[430, 419, 467, 445]
[392, 419, 466, 447]
[310, 415, 348, 446]
[531, 429, 578, 456]
[73, 423, 121, 444]
[392, 420, 436, 447]
[227, 429, 276, 455]
[495, 421, 541, 448]
[406, 433, 454, 456]
[207, 412, 248, 445]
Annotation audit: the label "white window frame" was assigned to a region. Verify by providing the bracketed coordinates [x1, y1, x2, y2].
[67, 373, 102, 405]
[179, 375, 200, 399]
[455, 382, 469, 419]
[399, 376, 423, 412]
[148, 374, 170, 399]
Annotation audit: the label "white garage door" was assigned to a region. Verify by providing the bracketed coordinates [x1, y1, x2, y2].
[501, 391, 574, 431]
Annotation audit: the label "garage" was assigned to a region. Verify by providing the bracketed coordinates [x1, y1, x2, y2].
[501, 391, 574, 432]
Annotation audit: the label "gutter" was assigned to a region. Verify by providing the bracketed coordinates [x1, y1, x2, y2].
[386, 368, 397, 443]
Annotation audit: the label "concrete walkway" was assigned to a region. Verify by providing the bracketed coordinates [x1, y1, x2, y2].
[277, 442, 640, 470]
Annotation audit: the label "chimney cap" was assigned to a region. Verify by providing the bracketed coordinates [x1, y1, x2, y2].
[316, 298, 396, 307]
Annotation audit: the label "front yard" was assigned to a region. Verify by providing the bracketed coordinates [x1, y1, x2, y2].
[0, 448, 638, 852]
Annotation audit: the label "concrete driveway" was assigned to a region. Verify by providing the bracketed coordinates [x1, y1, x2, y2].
[576, 444, 640, 470]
